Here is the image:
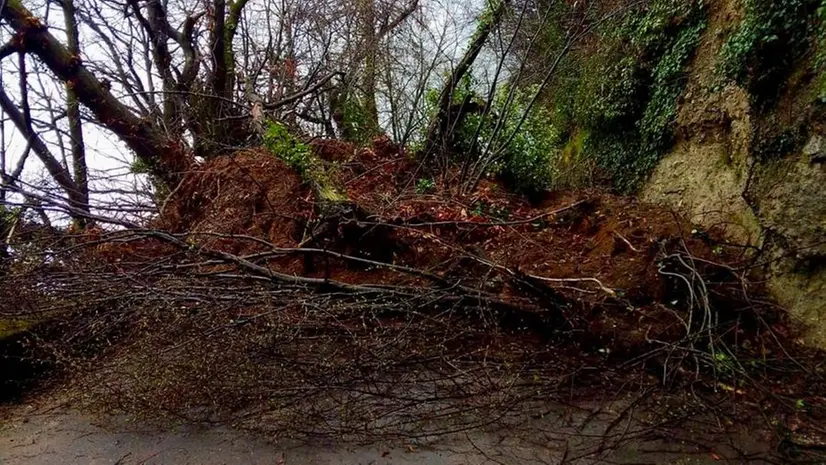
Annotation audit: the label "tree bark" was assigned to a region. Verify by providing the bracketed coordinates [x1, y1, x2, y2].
[62, 0, 89, 227]
[359, 0, 380, 137]
[225, 0, 250, 96]
[2, 0, 192, 188]
[211, 0, 229, 99]
[196, 0, 251, 157]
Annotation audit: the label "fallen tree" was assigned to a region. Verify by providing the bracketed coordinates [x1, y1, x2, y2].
[2, 144, 825, 460]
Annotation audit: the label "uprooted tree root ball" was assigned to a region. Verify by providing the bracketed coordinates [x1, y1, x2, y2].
[2, 143, 825, 461]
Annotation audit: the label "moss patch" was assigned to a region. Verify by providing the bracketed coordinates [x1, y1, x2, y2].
[0, 319, 34, 340]
[263, 122, 347, 203]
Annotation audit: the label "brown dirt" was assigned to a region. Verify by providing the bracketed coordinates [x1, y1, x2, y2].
[18, 142, 817, 454]
[160, 149, 313, 273]
[161, 143, 677, 299]
[145, 144, 801, 364]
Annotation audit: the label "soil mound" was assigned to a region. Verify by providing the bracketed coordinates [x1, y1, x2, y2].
[146, 145, 791, 360]
[5, 143, 822, 460]
[163, 149, 311, 255]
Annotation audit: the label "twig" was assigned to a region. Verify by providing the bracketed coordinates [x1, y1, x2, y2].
[612, 231, 641, 253]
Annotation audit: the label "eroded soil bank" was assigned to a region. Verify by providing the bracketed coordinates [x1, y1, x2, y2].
[2, 139, 824, 463]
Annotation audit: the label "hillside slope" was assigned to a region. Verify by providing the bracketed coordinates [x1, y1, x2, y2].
[642, 0, 826, 346]
[531, 0, 825, 346]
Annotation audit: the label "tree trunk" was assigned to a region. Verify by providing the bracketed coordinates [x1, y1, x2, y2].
[225, 0, 250, 98]
[211, 0, 229, 99]
[197, 0, 251, 157]
[359, 0, 380, 137]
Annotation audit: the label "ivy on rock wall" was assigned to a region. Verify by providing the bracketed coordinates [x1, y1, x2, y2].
[720, 0, 819, 108]
[545, 0, 708, 192]
[714, 0, 825, 163]
[420, 0, 825, 194]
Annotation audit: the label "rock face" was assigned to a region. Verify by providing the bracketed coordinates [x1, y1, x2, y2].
[643, 140, 761, 243]
[648, 132, 826, 346]
[756, 150, 826, 345]
[643, 1, 826, 347]
[753, 152, 826, 260]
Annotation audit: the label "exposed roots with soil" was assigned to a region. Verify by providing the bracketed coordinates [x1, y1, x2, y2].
[2, 142, 825, 462]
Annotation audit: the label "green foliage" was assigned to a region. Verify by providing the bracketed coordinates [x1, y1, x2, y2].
[641, 20, 707, 144]
[571, 54, 643, 130]
[471, 0, 503, 42]
[409, 74, 479, 152]
[478, 0, 500, 24]
[549, 130, 596, 189]
[815, 2, 826, 101]
[407, 73, 475, 154]
[720, 0, 818, 106]
[415, 177, 435, 194]
[545, 0, 707, 192]
[128, 157, 170, 201]
[469, 200, 510, 219]
[419, 72, 560, 193]
[339, 94, 379, 144]
[425, 73, 477, 109]
[129, 158, 151, 175]
[263, 122, 346, 202]
[471, 202, 484, 217]
[491, 90, 559, 193]
[419, 0, 709, 194]
[0, 205, 17, 225]
[585, 135, 652, 193]
[263, 121, 313, 176]
[456, 84, 561, 194]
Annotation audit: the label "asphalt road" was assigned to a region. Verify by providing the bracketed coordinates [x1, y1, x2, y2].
[0, 401, 765, 465]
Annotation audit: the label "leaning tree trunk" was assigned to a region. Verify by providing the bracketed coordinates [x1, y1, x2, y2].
[420, 0, 510, 161]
